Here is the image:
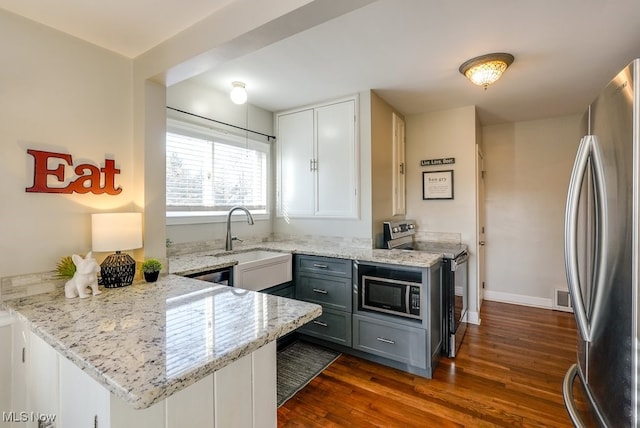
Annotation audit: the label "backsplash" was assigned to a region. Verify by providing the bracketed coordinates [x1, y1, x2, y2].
[167, 234, 373, 256]
[414, 231, 462, 244]
[270, 233, 372, 249]
[1, 271, 61, 301]
[167, 237, 268, 256]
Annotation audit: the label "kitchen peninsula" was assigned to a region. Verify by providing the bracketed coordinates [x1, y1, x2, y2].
[2, 275, 321, 428]
[170, 241, 444, 381]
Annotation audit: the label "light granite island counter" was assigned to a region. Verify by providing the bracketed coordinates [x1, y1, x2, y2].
[1, 274, 321, 428]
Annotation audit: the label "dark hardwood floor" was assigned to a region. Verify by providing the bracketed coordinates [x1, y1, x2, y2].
[278, 301, 591, 427]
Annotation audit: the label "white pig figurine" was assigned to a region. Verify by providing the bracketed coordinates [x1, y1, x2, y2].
[64, 252, 102, 299]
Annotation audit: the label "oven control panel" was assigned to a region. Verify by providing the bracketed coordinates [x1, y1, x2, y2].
[383, 219, 416, 241]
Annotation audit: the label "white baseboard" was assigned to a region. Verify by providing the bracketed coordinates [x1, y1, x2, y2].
[466, 310, 481, 325]
[483, 290, 553, 310]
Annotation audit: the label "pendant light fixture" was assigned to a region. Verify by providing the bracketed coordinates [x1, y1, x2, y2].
[230, 81, 248, 104]
[459, 53, 514, 89]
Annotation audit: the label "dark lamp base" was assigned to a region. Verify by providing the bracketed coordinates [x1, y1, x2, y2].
[100, 251, 136, 288]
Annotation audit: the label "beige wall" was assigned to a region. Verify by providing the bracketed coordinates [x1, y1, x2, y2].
[370, 91, 405, 247]
[482, 114, 582, 307]
[0, 10, 134, 276]
[406, 106, 481, 322]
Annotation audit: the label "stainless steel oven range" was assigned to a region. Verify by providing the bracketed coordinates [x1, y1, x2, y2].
[383, 219, 469, 358]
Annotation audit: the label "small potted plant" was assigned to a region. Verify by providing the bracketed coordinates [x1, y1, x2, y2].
[56, 255, 77, 279]
[141, 258, 163, 283]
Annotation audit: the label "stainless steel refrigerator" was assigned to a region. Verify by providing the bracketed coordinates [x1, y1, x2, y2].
[563, 59, 639, 427]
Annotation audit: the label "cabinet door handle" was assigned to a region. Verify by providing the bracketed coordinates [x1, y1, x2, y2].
[400, 162, 405, 175]
[22, 347, 25, 363]
[312, 288, 328, 294]
[376, 337, 396, 345]
[313, 320, 328, 327]
[312, 263, 328, 269]
[310, 159, 314, 171]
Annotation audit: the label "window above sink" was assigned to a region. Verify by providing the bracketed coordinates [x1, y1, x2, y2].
[166, 119, 270, 222]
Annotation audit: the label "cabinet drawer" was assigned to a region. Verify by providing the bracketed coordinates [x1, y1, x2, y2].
[296, 274, 351, 311]
[298, 308, 352, 346]
[262, 282, 295, 299]
[296, 255, 351, 277]
[352, 314, 426, 367]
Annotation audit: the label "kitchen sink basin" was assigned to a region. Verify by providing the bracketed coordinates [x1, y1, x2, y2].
[232, 250, 292, 292]
[232, 250, 288, 264]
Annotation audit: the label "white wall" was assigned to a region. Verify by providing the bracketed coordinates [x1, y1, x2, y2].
[405, 106, 480, 320]
[0, 10, 134, 277]
[165, 79, 274, 247]
[482, 114, 581, 307]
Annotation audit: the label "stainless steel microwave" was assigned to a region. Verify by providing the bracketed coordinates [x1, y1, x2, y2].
[361, 275, 421, 320]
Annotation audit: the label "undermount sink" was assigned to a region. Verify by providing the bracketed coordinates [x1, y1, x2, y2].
[232, 250, 292, 292]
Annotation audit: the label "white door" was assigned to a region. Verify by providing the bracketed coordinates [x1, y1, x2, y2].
[476, 147, 486, 304]
[277, 109, 314, 217]
[315, 100, 357, 217]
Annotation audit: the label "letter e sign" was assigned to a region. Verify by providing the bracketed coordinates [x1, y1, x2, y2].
[25, 149, 122, 195]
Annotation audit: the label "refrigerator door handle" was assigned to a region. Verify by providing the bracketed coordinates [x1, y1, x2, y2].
[565, 135, 607, 342]
[562, 364, 587, 428]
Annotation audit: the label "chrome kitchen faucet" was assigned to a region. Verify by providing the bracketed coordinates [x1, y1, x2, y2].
[225, 206, 254, 251]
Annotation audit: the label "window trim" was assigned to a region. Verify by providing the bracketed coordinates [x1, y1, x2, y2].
[165, 119, 271, 223]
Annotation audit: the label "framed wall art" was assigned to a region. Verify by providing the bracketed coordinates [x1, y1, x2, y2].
[422, 170, 454, 200]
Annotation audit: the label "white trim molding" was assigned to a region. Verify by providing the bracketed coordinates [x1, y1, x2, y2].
[483, 290, 553, 309]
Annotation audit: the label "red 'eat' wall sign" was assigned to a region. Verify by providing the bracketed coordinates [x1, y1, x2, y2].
[25, 149, 122, 195]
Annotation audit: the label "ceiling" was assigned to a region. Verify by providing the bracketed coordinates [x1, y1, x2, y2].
[3, 0, 640, 124]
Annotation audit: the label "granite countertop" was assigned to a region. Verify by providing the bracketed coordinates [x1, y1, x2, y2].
[1, 275, 321, 409]
[170, 241, 442, 276]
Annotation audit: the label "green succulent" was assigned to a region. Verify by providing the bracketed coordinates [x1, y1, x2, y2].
[56, 256, 77, 279]
[142, 258, 163, 273]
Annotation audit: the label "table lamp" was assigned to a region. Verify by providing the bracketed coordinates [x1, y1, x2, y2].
[92, 212, 142, 288]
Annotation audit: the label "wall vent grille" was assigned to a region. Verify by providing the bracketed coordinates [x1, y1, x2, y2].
[554, 288, 573, 313]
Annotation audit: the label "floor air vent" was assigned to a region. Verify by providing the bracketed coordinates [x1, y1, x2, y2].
[554, 289, 573, 312]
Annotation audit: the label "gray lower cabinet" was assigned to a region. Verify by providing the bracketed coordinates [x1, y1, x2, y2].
[295, 255, 352, 346]
[352, 314, 427, 367]
[295, 274, 351, 311]
[262, 281, 295, 299]
[297, 307, 352, 346]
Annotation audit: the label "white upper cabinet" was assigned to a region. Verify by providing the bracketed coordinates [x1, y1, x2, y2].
[277, 97, 358, 218]
[277, 108, 315, 216]
[392, 112, 406, 216]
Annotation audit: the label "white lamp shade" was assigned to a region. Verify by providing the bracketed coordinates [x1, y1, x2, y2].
[92, 212, 142, 252]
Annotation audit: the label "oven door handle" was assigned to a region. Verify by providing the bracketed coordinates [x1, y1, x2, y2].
[450, 251, 469, 270]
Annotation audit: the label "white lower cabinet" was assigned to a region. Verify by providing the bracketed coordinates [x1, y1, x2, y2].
[251, 340, 277, 427]
[0, 314, 12, 428]
[18, 332, 277, 428]
[165, 372, 214, 428]
[59, 355, 109, 428]
[26, 334, 59, 428]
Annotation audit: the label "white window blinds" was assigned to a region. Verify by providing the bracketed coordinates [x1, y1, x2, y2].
[166, 123, 268, 213]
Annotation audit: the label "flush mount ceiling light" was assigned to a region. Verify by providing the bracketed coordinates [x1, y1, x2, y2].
[459, 53, 514, 89]
[230, 81, 247, 104]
